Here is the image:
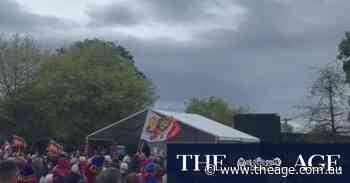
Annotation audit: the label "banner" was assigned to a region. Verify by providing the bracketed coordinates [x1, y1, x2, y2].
[141, 111, 181, 142]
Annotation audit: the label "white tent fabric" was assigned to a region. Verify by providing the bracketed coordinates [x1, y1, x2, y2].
[154, 109, 260, 143]
[86, 109, 260, 145]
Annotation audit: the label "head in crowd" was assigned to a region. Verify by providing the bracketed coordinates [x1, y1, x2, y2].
[32, 157, 44, 170]
[0, 140, 167, 183]
[89, 155, 105, 174]
[144, 163, 158, 177]
[0, 160, 18, 183]
[125, 173, 140, 183]
[104, 155, 113, 169]
[96, 168, 121, 183]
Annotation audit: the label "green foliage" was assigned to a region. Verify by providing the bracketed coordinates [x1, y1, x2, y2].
[0, 34, 47, 138]
[1, 38, 156, 145]
[185, 96, 245, 126]
[0, 34, 44, 97]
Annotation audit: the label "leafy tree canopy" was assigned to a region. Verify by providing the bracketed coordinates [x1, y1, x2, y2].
[1, 38, 156, 145]
[185, 96, 246, 126]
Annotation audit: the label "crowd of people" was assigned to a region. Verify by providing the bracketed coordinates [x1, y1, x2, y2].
[0, 141, 167, 183]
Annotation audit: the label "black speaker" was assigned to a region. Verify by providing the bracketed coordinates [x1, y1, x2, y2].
[234, 114, 281, 143]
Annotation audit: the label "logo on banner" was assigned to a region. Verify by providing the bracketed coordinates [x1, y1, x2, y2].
[141, 111, 181, 142]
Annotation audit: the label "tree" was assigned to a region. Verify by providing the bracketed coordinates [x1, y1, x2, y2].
[0, 34, 43, 97]
[12, 39, 156, 145]
[301, 64, 349, 141]
[281, 119, 294, 133]
[0, 34, 47, 136]
[338, 32, 350, 82]
[185, 96, 245, 126]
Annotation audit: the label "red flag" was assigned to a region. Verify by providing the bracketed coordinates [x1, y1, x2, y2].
[141, 112, 182, 142]
[166, 119, 181, 140]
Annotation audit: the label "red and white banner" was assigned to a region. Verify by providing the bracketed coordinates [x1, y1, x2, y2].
[141, 111, 181, 142]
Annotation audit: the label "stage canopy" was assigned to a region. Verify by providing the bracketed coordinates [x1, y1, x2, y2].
[86, 109, 260, 149]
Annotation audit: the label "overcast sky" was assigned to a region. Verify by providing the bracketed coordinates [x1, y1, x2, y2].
[1, 0, 350, 123]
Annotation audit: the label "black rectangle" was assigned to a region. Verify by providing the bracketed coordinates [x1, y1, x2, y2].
[234, 114, 281, 143]
[167, 144, 350, 183]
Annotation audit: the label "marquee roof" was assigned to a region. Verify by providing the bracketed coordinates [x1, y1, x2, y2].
[153, 109, 260, 143]
[86, 109, 260, 144]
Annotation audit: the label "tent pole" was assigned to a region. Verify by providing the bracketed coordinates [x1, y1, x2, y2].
[85, 137, 89, 156]
[137, 140, 145, 153]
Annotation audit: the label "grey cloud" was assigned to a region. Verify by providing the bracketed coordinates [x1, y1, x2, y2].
[116, 0, 350, 115]
[144, 0, 213, 24]
[1, 0, 350, 117]
[0, 0, 73, 34]
[197, 0, 350, 51]
[87, 3, 141, 26]
[86, 0, 243, 28]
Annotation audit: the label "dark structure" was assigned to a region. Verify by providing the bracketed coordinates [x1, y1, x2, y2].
[233, 114, 281, 143]
[281, 133, 350, 143]
[280, 133, 305, 143]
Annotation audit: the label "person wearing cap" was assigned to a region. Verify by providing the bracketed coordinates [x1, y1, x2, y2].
[103, 155, 113, 170]
[85, 155, 105, 183]
[141, 163, 161, 183]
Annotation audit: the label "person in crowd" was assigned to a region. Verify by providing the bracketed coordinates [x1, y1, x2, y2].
[96, 168, 121, 183]
[141, 162, 160, 183]
[125, 173, 141, 183]
[42, 173, 53, 183]
[17, 157, 38, 183]
[119, 160, 128, 182]
[154, 166, 165, 183]
[136, 153, 150, 173]
[85, 155, 105, 183]
[111, 157, 120, 170]
[103, 156, 113, 170]
[0, 141, 168, 183]
[32, 157, 48, 182]
[0, 160, 18, 183]
[66, 162, 82, 183]
[52, 157, 70, 183]
[127, 156, 139, 173]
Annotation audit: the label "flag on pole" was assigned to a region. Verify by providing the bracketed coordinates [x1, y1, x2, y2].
[141, 111, 181, 142]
